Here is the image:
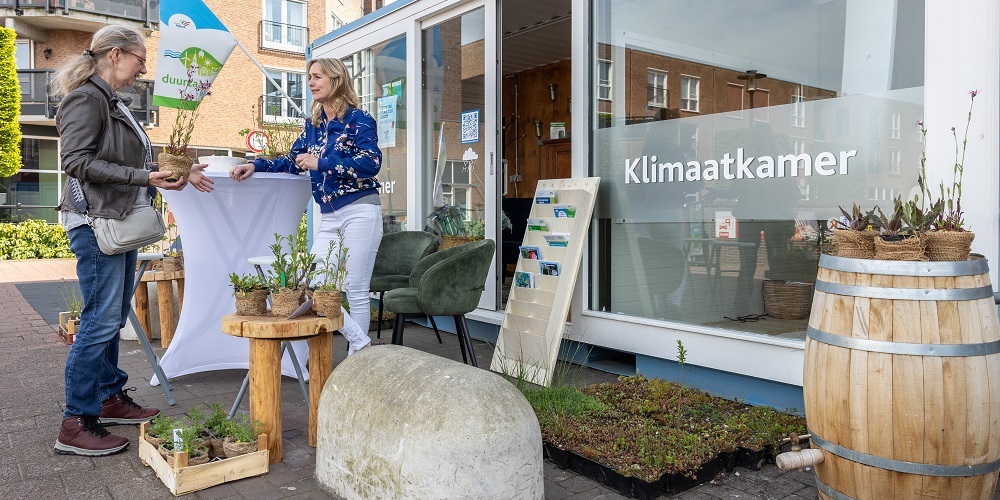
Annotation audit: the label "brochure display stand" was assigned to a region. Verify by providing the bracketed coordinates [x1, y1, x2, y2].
[490, 177, 600, 386]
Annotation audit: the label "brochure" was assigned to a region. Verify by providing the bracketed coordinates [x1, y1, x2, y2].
[552, 204, 577, 218]
[535, 190, 556, 204]
[549, 122, 566, 139]
[543, 233, 570, 247]
[526, 218, 547, 231]
[513, 271, 535, 288]
[539, 260, 561, 276]
[519, 245, 541, 260]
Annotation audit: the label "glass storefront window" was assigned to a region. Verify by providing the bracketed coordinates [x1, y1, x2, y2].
[590, 0, 925, 340]
[342, 34, 408, 233]
[1, 138, 62, 223]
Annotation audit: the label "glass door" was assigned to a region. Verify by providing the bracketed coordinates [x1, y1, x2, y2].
[421, 3, 499, 310]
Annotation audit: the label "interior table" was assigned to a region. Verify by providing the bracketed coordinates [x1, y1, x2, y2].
[221, 313, 341, 464]
[152, 171, 312, 385]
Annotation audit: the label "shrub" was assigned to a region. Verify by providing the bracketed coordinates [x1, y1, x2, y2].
[0, 27, 20, 178]
[0, 220, 73, 259]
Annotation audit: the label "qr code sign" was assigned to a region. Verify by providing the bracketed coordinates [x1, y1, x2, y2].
[460, 109, 479, 144]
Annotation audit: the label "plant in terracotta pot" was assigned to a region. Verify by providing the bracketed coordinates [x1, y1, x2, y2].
[159, 68, 213, 182]
[874, 198, 924, 261]
[266, 221, 314, 317]
[230, 272, 269, 316]
[919, 90, 980, 261]
[222, 412, 263, 458]
[830, 203, 878, 259]
[312, 229, 348, 320]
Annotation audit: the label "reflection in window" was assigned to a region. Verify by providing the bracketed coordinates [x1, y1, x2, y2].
[647, 70, 667, 108]
[890, 148, 901, 175]
[680, 75, 699, 112]
[890, 112, 901, 139]
[597, 60, 612, 101]
[791, 87, 805, 127]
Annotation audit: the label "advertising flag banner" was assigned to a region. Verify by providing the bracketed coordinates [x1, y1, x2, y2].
[153, 0, 237, 109]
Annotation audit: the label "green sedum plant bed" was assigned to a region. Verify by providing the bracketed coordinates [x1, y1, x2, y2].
[526, 376, 806, 486]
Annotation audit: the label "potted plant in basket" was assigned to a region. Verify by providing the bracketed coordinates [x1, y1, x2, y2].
[311, 230, 348, 320]
[159, 68, 213, 182]
[830, 203, 878, 258]
[202, 403, 231, 459]
[144, 414, 180, 448]
[222, 412, 263, 458]
[874, 198, 923, 261]
[165, 421, 210, 466]
[918, 90, 980, 261]
[58, 283, 82, 345]
[230, 272, 269, 316]
[266, 221, 314, 317]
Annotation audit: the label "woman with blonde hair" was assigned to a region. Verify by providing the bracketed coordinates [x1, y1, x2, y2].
[53, 24, 214, 457]
[231, 57, 382, 355]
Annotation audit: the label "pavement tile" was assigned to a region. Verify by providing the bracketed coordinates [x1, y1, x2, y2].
[2, 475, 64, 500]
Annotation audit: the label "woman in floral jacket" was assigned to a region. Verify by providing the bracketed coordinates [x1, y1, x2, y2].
[232, 58, 382, 355]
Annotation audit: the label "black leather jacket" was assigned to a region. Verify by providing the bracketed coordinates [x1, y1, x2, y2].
[57, 75, 150, 219]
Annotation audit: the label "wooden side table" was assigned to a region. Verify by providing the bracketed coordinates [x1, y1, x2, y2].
[134, 269, 185, 348]
[221, 313, 341, 464]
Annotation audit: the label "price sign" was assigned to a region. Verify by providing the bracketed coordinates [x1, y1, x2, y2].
[245, 131, 268, 153]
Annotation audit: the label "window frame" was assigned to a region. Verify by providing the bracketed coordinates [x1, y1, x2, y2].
[263, 69, 307, 123]
[791, 87, 806, 128]
[680, 74, 699, 112]
[597, 59, 613, 101]
[262, 0, 308, 53]
[646, 68, 667, 108]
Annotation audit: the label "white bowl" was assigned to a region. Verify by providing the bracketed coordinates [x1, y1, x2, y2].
[198, 156, 246, 173]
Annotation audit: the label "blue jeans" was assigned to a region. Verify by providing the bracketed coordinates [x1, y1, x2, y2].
[64, 225, 136, 417]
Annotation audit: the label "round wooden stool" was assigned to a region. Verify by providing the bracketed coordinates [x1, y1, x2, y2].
[221, 313, 341, 464]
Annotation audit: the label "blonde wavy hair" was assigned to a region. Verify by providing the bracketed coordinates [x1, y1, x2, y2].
[308, 58, 359, 124]
[50, 24, 144, 97]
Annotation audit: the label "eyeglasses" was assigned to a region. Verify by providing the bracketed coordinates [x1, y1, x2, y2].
[122, 49, 146, 67]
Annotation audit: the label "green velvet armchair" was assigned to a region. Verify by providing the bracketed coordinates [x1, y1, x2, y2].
[369, 231, 440, 339]
[384, 239, 496, 366]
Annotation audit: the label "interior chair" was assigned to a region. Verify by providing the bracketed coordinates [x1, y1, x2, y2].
[383, 239, 496, 367]
[369, 230, 440, 339]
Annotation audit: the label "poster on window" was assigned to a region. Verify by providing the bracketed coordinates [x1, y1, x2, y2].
[461, 109, 480, 144]
[715, 211, 738, 239]
[376, 95, 398, 148]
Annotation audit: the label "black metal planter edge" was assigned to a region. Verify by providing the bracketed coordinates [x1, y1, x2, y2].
[542, 441, 777, 499]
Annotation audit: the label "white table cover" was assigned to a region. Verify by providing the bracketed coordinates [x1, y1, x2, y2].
[152, 172, 312, 385]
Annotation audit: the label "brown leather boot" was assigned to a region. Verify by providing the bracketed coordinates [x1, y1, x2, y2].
[100, 388, 160, 425]
[54, 416, 129, 456]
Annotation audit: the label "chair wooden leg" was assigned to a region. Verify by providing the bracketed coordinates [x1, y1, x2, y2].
[428, 316, 443, 343]
[376, 292, 385, 339]
[453, 316, 468, 365]
[457, 315, 478, 368]
[391, 313, 405, 345]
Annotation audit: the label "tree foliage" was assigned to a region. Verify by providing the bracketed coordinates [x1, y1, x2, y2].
[0, 27, 21, 178]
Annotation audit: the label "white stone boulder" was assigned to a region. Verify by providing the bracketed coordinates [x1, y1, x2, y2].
[316, 345, 543, 500]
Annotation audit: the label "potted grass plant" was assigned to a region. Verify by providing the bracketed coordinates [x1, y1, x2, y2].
[230, 272, 269, 316]
[222, 412, 263, 458]
[311, 230, 348, 320]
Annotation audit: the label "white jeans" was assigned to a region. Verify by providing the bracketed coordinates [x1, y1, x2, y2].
[312, 203, 383, 354]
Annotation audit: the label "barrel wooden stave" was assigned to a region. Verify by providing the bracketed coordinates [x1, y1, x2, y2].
[805, 256, 1000, 500]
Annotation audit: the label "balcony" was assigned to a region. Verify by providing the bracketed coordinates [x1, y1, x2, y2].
[259, 20, 308, 55]
[18, 69, 158, 127]
[0, 0, 159, 34]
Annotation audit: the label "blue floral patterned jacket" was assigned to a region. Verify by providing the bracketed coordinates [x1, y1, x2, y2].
[253, 107, 382, 212]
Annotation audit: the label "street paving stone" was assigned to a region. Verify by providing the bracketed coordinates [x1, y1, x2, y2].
[0, 265, 907, 500]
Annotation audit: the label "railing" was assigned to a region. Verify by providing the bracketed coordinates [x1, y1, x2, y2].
[259, 20, 308, 55]
[17, 69, 158, 126]
[0, 0, 159, 27]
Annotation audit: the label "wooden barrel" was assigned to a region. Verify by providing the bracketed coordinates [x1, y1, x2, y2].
[805, 254, 1000, 499]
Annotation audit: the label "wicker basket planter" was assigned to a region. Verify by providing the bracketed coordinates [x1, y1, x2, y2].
[311, 290, 342, 319]
[762, 280, 814, 320]
[234, 289, 269, 316]
[922, 230, 974, 261]
[158, 152, 194, 183]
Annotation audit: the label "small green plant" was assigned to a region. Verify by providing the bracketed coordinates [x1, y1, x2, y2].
[229, 272, 266, 295]
[676, 339, 687, 381]
[315, 230, 349, 291]
[61, 282, 83, 320]
[176, 421, 207, 458]
[837, 203, 875, 231]
[875, 198, 910, 238]
[203, 403, 230, 437]
[147, 414, 181, 441]
[901, 197, 942, 233]
[227, 412, 263, 443]
[266, 219, 314, 291]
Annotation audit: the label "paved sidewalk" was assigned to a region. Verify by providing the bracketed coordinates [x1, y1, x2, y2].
[0, 259, 821, 499]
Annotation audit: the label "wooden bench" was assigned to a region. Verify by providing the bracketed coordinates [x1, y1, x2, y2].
[133, 269, 185, 348]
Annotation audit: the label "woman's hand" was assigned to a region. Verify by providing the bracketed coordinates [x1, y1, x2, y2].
[230, 164, 255, 181]
[295, 153, 319, 171]
[188, 164, 215, 193]
[149, 171, 186, 190]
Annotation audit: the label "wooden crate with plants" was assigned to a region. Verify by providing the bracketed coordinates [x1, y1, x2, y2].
[58, 284, 83, 345]
[139, 405, 268, 496]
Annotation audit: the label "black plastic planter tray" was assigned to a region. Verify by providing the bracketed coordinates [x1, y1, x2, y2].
[543, 441, 776, 499]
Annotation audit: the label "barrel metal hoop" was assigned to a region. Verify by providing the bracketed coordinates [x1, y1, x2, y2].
[815, 478, 855, 500]
[819, 254, 989, 276]
[807, 326, 1000, 357]
[808, 431, 1000, 477]
[815, 280, 994, 301]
